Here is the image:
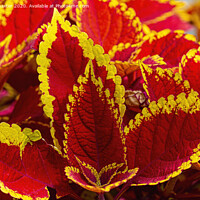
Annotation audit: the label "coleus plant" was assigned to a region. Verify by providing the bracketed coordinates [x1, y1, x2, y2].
[0, 0, 200, 199]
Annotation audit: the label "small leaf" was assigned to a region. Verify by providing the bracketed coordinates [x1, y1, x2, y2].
[180, 48, 200, 94]
[112, 60, 140, 77]
[109, 43, 138, 61]
[141, 63, 191, 102]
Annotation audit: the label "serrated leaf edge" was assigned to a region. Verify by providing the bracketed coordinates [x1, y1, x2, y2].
[124, 90, 200, 186]
[140, 62, 191, 101]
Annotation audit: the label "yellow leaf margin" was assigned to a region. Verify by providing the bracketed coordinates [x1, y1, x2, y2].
[124, 90, 200, 186]
[36, 9, 126, 153]
[0, 122, 48, 200]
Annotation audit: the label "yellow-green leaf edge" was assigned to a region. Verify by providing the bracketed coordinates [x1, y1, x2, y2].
[123, 90, 200, 186]
[36, 8, 126, 154]
[0, 122, 48, 200]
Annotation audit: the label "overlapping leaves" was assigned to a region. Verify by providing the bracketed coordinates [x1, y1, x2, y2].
[0, 122, 71, 199]
[0, 0, 199, 199]
[0, 0, 69, 94]
[36, 8, 200, 195]
[37, 9, 138, 193]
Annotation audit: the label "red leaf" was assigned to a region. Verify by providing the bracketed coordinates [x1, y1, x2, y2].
[109, 31, 198, 94]
[0, 0, 63, 91]
[7, 53, 40, 93]
[140, 63, 191, 102]
[62, 44, 137, 192]
[110, 44, 138, 61]
[63, 61, 125, 170]
[131, 30, 199, 68]
[0, 48, 30, 90]
[110, 44, 141, 85]
[0, 123, 71, 199]
[147, 15, 192, 32]
[0, 0, 64, 50]
[180, 48, 200, 94]
[7, 86, 53, 145]
[125, 0, 176, 22]
[124, 0, 191, 31]
[0, 0, 68, 84]
[74, 0, 148, 53]
[125, 91, 200, 185]
[37, 9, 91, 153]
[9, 87, 43, 124]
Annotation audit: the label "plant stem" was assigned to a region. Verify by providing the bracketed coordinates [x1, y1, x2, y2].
[163, 176, 178, 198]
[191, 162, 200, 170]
[98, 193, 105, 200]
[114, 186, 129, 200]
[105, 192, 114, 200]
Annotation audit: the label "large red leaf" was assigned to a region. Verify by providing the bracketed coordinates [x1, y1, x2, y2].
[140, 63, 191, 102]
[73, 0, 149, 53]
[63, 56, 137, 193]
[123, 0, 191, 31]
[64, 60, 125, 168]
[0, 122, 71, 199]
[180, 48, 200, 94]
[125, 91, 200, 185]
[37, 9, 91, 153]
